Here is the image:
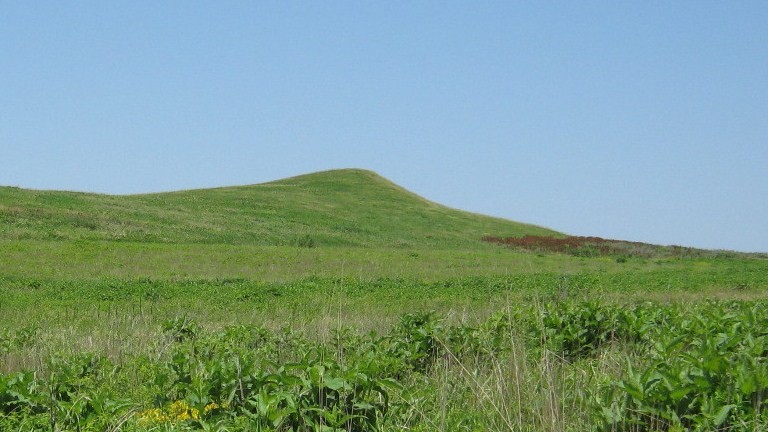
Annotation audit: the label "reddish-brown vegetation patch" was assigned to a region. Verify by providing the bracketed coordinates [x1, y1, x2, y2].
[482, 235, 702, 258]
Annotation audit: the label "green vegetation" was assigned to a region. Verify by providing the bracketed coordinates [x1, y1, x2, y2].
[1, 169, 767, 430]
[0, 169, 555, 247]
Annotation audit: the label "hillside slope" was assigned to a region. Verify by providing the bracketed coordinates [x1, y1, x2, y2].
[0, 169, 558, 248]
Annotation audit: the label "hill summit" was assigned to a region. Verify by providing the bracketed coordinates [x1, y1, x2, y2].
[0, 168, 557, 247]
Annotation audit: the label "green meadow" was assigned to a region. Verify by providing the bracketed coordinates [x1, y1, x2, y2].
[1, 169, 767, 431]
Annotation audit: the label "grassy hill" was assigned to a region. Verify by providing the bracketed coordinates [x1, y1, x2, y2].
[2, 171, 768, 432]
[0, 168, 557, 248]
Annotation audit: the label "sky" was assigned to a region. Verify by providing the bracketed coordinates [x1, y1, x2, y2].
[1, 2, 766, 252]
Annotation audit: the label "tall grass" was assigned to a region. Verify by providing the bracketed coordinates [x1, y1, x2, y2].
[4, 289, 767, 430]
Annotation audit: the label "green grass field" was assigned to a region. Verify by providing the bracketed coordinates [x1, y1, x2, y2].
[1, 169, 767, 431]
[0, 169, 556, 247]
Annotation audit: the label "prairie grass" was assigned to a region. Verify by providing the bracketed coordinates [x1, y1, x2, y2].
[6, 289, 767, 430]
[2, 169, 767, 430]
[0, 169, 557, 247]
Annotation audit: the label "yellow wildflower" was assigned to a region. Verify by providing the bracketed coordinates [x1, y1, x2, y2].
[136, 400, 200, 425]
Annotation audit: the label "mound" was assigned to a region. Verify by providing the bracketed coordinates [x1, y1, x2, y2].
[0, 169, 557, 248]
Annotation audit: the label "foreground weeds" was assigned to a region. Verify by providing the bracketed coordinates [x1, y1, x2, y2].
[2, 300, 767, 431]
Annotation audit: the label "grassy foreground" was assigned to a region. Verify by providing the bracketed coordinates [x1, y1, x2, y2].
[2, 257, 767, 431]
[2, 169, 767, 431]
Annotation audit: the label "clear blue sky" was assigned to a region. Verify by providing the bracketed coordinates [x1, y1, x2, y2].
[2, 2, 766, 252]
